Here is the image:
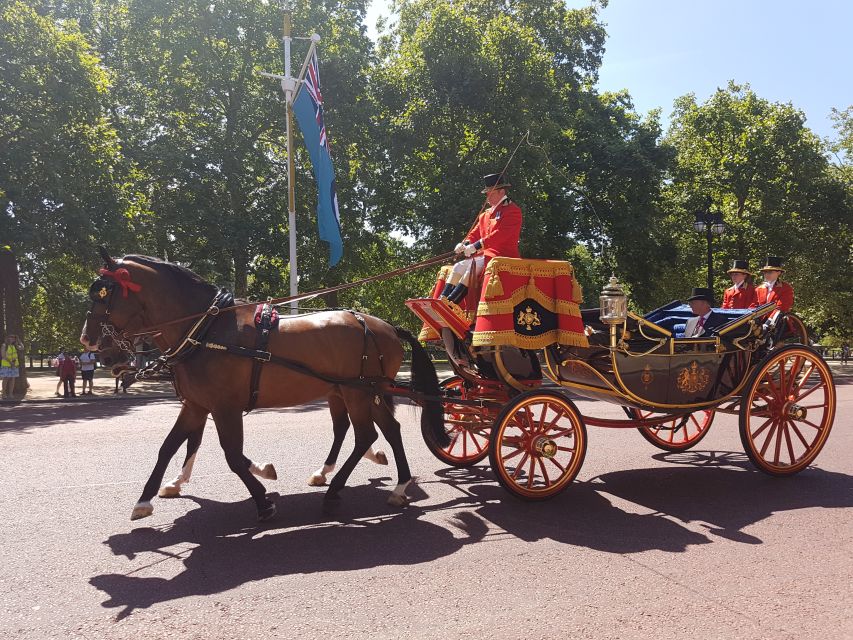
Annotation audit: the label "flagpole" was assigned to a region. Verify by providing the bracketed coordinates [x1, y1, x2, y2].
[282, 12, 299, 314]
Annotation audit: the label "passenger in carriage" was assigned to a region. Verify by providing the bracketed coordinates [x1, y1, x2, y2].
[683, 288, 726, 337]
[439, 173, 523, 304]
[721, 259, 757, 309]
[750, 256, 794, 312]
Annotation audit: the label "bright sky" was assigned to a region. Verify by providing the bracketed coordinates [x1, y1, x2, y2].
[365, 0, 853, 141]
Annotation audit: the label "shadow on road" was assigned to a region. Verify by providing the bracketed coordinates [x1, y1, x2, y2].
[91, 481, 488, 620]
[0, 397, 179, 433]
[90, 452, 853, 620]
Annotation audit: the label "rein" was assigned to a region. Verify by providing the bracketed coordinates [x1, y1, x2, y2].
[117, 250, 455, 340]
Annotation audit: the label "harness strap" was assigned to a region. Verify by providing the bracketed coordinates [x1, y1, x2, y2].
[347, 311, 386, 380]
[246, 301, 277, 413]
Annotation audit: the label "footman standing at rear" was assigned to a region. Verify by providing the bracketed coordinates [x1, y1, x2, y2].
[722, 259, 757, 309]
[751, 256, 794, 312]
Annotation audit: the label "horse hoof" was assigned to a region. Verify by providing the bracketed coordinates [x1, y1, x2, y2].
[257, 463, 278, 480]
[307, 473, 327, 487]
[158, 483, 181, 498]
[374, 450, 389, 466]
[257, 502, 277, 522]
[130, 502, 154, 521]
[387, 493, 410, 507]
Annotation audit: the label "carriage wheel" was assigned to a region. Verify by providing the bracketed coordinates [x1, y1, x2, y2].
[489, 390, 587, 500]
[422, 376, 491, 467]
[778, 313, 809, 346]
[739, 345, 836, 476]
[629, 408, 715, 452]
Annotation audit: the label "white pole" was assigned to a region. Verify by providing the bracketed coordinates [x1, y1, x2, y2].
[283, 12, 298, 314]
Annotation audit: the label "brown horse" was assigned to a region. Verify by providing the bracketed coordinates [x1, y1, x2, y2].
[80, 252, 447, 521]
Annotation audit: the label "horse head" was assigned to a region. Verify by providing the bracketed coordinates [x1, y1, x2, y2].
[80, 248, 147, 368]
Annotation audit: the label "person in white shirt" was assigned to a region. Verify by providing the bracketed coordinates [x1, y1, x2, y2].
[79, 351, 98, 395]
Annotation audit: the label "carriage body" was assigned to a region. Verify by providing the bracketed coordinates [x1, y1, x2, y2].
[407, 256, 836, 500]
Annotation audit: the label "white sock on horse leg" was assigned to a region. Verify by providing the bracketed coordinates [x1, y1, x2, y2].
[308, 463, 335, 486]
[387, 479, 413, 506]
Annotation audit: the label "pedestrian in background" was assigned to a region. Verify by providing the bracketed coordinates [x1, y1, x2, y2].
[842, 343, 850, 365]
[58, 351, 78, 398]
[1, 334, 23, 400]
[79, 350, 97, 395]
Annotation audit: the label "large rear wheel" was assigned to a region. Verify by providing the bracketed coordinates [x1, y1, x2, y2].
[629, 408, 715, 452]
[422, 376, 491, 467]
[489, 390, 587, 500]
[739, 345, 835, 475]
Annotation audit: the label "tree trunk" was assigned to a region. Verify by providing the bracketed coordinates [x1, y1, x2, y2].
[233, 247, 248, 298]
[0, 247, 27, 398]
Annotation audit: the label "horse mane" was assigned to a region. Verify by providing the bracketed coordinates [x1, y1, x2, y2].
[122, 255, 219, 295]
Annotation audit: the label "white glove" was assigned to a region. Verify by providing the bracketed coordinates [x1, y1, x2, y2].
[454, 242, 465, 254]
[464, 243, 477, 257]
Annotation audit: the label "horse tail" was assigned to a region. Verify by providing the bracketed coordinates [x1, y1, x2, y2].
[394, 326, 449, 447]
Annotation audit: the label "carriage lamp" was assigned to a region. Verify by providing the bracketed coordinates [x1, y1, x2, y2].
[599, 276, 628, 325]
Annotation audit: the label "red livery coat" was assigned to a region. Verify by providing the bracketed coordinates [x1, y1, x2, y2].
[751, 280, 794, 312]
[465, 200, 522, 261]
[722, 283, 757, 309]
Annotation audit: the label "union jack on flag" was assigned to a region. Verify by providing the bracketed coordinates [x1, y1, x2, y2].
[303, 51, 328, 151]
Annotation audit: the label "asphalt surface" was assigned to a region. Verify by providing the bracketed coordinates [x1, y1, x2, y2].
[1, 376, 851, 639]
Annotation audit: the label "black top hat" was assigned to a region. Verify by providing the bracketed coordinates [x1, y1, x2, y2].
[686, 287, 715, 305]
[481, 173, 511, 193]
[759, 256, 785, 272]
[726, 259, 753, 275]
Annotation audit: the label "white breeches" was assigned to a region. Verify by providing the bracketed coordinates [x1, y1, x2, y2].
[447, 256, 485, 288]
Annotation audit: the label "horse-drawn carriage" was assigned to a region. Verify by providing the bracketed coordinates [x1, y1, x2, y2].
[83, 250, 835, 521]
[407, 257, 836, 501]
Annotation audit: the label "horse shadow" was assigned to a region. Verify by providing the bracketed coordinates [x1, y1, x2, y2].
[90, 480, 488, 620]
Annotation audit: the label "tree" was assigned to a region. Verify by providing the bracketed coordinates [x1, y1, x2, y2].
[663, 82, 852, 334]
[0, 0, 131, 395]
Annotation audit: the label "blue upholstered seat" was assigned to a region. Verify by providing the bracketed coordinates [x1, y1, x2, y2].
[642, 302, 754, 338]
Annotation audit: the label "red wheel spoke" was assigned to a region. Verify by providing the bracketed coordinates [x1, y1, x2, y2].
[462, 431, 468, 459]
[470, 434, 486, 454]
[555, 445, 576, 453]
[447, 431, 461, 452]
[800, 418, 825, 432]
[549, 426, 576, 439]
[788, 421, 811, 449]
[792, 363, 816, 394]
[792, 383, 823, 403]
[511, 452, 530, 479]
[759, 420, 780, 457]
[773, 417, 784, 464]
[501, 435, 524, 447]
[538, 403, 549, 432]
[783, 421, 796, 464]
[521, 406, 535, 433]
[526, 457, 536, 488]
[542, 407, 567, 434]
[750, 416, 775, 439]
[547, 456, 566, 472]
[537, 458, 550, 486]
[762, 371, 783, 401]
[502, 448, 525, 462]
[798, 404, 826, 410]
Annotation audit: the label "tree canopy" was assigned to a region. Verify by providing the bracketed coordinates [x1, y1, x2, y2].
[1, 0, 851, 361]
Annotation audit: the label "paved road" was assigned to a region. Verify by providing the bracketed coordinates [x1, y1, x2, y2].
[1, 378, 851, 639]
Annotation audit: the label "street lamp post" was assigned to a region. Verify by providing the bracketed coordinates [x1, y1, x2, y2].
[693, 204, 725, 291]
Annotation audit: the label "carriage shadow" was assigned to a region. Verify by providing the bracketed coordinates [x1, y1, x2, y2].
[457, 453, 853, 551]
[91, 457, 853, 619]
[91, 481, 488, 620]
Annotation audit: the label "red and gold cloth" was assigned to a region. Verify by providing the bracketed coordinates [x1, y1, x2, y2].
[472, 257, 588, 349]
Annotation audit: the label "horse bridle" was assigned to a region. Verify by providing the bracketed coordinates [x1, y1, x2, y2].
[87, 266, 147, 356]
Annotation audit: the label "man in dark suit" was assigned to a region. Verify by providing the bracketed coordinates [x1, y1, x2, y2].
[683, 288, 724, 337]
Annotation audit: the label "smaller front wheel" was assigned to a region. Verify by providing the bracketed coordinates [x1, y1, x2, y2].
[630, 408, 715, 452]
[489, 390, 587, 500]
[422, 377, 491, 467]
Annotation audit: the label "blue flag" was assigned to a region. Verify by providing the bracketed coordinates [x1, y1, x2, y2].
[292, 51, 343, 267]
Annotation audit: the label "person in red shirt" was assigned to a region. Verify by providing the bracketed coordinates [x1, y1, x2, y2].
[751, 256, 794, 312]
[721, 259, 757, 309]
[440, 173, 522, 303]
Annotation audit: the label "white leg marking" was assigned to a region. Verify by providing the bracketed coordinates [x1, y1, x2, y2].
[158, 452, 197, 497]
[130, 501, 154, 521]
[363, 447, 389, 466]
[250, 462, 278, 480]
[387, 478, 414, 507]
[308, 463, 335, 486]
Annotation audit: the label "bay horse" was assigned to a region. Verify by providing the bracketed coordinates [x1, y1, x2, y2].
[80, 252, 448, 521]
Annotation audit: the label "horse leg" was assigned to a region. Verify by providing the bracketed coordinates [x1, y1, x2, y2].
[132, 402, 208, 520]
[325, 394, 378, 501]
[309, 394, 386, 486]
[373, 402, 413, 507]
[158, 429, 204, 497]
[211, 408, 276, 521]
